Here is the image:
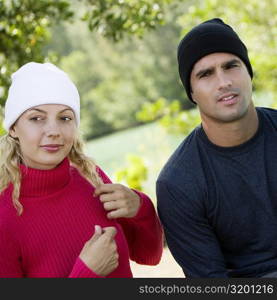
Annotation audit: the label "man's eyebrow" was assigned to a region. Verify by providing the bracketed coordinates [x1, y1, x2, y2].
[195, 67, 214, 79]
[222, 58, 241, 68]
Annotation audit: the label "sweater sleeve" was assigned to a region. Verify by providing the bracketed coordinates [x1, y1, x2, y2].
[156, 179, 228, 278]
[96, 167, 163, 266]
[69, 257, 104, 278]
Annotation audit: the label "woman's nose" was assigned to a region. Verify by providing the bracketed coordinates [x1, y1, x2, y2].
[44, 122, 61, 137]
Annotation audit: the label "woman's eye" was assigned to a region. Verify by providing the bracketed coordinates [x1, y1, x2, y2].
[60, 116, 72, 121]
[29, 116, 43, 121]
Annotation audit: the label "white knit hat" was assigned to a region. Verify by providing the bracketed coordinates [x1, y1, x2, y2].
[3, 62, 80, 131]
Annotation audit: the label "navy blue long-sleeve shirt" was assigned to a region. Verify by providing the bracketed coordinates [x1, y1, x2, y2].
[156, 107, 277, 277]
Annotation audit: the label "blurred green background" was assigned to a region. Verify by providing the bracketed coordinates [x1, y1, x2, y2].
[0, 0, 277, 205]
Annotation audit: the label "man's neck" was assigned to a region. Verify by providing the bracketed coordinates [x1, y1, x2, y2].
[201, 104, 259, 147]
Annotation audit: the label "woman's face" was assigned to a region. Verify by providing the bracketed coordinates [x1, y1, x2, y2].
[9, 104, 77, 170]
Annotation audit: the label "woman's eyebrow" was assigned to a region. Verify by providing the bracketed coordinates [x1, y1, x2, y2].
[27, 108, 73, 113]
[27, 108, 46, 113]
[59, 108, 74, 113]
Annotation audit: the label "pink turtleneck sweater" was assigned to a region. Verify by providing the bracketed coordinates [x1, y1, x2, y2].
[0, 158, 163, 278]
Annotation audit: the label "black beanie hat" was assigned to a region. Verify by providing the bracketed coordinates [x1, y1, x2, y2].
[177, 18, 253, 103]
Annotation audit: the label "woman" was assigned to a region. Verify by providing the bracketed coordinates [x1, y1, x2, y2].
[0, 62, 163, 278]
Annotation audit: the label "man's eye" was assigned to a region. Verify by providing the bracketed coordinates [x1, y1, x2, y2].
[200, 71, 211, 78]
[226, 63, 238, 69]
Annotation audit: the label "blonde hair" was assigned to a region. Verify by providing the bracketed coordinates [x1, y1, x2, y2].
[0, 133, 103, 215]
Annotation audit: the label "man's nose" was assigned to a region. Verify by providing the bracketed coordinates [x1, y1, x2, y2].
[216, 71, 232, 90]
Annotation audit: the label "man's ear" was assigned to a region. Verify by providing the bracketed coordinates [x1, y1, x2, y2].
[190, 89, 197, 104]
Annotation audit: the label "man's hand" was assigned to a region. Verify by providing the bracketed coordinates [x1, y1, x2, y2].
[94, 184, 141, 219]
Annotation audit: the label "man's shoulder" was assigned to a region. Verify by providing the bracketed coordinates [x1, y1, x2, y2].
[257, 106, 277, 118]
[157, 126, 202, 182]
[257, 106, 277, 129]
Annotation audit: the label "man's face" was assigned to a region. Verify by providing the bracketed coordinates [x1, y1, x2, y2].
[190, 52, 253, 124]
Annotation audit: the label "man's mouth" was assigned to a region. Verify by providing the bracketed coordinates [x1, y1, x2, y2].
[218, 93, 238, 104]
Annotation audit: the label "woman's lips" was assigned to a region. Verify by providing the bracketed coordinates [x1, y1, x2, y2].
[41, 145, 63, 152]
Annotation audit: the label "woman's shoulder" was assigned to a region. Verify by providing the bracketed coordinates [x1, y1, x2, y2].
[69, 164, 112, 186]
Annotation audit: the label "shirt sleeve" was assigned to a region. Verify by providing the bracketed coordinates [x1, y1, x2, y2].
[156, 179, 228, 278]
[96, 166, 163, 266]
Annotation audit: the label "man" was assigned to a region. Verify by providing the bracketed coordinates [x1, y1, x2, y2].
[156, 18, 277, 278]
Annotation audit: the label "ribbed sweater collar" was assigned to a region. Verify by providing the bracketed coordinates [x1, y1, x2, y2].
[19, 158, 71, 198]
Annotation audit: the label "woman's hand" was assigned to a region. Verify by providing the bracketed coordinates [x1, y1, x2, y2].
[79, 225, 119, 276]
[94, 184, 141, 219]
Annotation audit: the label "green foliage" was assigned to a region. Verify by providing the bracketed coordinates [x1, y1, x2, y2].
[136, 98, 200, 135]
[55, 6, 185, 139]
[160, 106, 200, 135]
[59, 43, 159, 139]
[136, 97, 168, 121]
[114, 154, 148, 190]
[0, 0, 73, 106]
[81, 0, 170, 41]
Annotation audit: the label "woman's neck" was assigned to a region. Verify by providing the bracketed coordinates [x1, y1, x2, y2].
[19, 157, 71, 198]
